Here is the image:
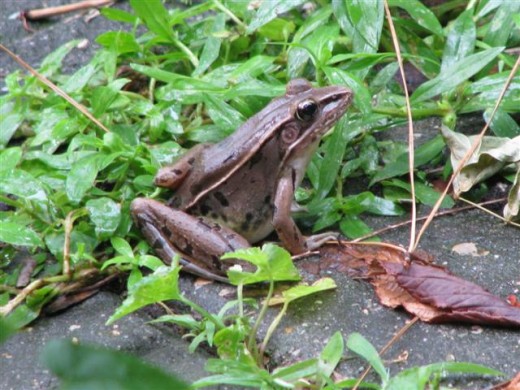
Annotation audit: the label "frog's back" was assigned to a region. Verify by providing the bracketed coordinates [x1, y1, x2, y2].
[187, 135, 284, 243]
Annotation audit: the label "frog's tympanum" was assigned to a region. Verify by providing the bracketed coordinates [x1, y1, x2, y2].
[131, 79, 353, 282]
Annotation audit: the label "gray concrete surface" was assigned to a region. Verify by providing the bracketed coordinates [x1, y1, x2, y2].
[1, 1, 519, 389]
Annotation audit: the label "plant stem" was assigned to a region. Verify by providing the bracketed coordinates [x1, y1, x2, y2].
[181, 297, 225, 329]
[260, 302, 288, 358]
[0, 194, 51, 225]
[173, 38, 199, 68]
[247, 279, 274, 357]
[213, 0, 246, 29]
[373, 105, 451, 118]
[237, 282, 244, 318]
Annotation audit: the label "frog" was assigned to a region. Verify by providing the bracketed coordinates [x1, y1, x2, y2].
[131, 79, 353, 282]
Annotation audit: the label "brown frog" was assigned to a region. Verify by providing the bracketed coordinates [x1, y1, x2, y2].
[131, 79, 353, 282]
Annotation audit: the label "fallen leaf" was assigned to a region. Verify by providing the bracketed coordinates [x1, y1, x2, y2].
[492, 372, 520, 390]
[315, 243, 520, 328]
[451, 242, 489, 256]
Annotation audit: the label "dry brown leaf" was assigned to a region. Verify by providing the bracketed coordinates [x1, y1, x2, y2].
[316, 243, 520, 328]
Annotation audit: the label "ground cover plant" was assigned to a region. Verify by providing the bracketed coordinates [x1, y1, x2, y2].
[1, 0, 519, 388]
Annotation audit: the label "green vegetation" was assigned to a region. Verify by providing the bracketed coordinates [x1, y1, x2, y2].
[1, 0, 518, 388]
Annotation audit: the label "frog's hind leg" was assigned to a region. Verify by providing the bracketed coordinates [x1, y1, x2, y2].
[131, 198, 250, 282]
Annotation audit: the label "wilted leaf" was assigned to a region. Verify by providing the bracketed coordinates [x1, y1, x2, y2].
[504, 169, 520, 221]
[441, 126, 520, 213]
[316, 243, 520, 327]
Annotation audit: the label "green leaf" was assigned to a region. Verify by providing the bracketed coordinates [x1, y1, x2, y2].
[344, 0, 384, 55]
[223, 244, 300, 285]
[131, 64, 223, 93]
[0, 222, 44, 247]
[0, 317, 16, 343]
[0, 169, 47, 201]
[39, 40, 81, 76]
[412, 47, 504, 102]
[41, 339, 189, 389]
[339, 215, 373, 239]
[484, 2, 520, 47]
[86, 197, 121, 239]
[228, 56, 277, 84]
[66, 153, 120, 204]
[96, 31, 140, 54]
[441, 10, 476, 73]
[272, 358, 319, 382]
[107, 265, 181, 324]
[151, 314, 201, 330]
[5, 304, 40, 329]
[130, 0, 174, 42]
[61, 64, 97, 93]
[258, 17, 295, 41]
[315, 118, 349, 199]
[100, 7, 138, 24]
[246, 0, 307, 33]
[111, 237, 134, 258]
[318, 331, 344, 378]
[383, 179, 455, 208]
[193, 14, 225, 76]
[268, 278, 337, 306]
[0, 147, 22, 172]
[323, 66, 371, 114]
[0, 113, 22, 147]
[388, 0, 443, 36]
[370, 135, 445, 185]
[203, 94, 245, 134]
[484, 108, 520, 137]
[347, 333, 389, 384]
[386, 362, 502, 390]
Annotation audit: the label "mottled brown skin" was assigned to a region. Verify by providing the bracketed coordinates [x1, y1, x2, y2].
[131, 79, 353, 282]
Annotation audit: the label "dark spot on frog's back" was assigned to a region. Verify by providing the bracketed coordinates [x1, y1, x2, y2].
[214, 191, 229, 207]
[199, 203, 211, 216]
[188, 157, 196, 165]
[248, 151, 263, 168]
[240, 212, 254, 232]
[183, 243, 193, 256]
[240, 220, 250, 232]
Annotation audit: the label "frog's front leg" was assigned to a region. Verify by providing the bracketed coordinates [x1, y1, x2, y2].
[131, 198, 250, 282]
[273, 170, 339, 254]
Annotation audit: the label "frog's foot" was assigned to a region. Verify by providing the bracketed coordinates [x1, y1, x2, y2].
[131, 198, 250, 282]
[304, 232, 341, 251]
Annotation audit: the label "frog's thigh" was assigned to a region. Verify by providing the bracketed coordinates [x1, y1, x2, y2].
[131, 198, 250, 267]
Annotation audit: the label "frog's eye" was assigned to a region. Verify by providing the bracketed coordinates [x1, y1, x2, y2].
[296, 99, 318, 121]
